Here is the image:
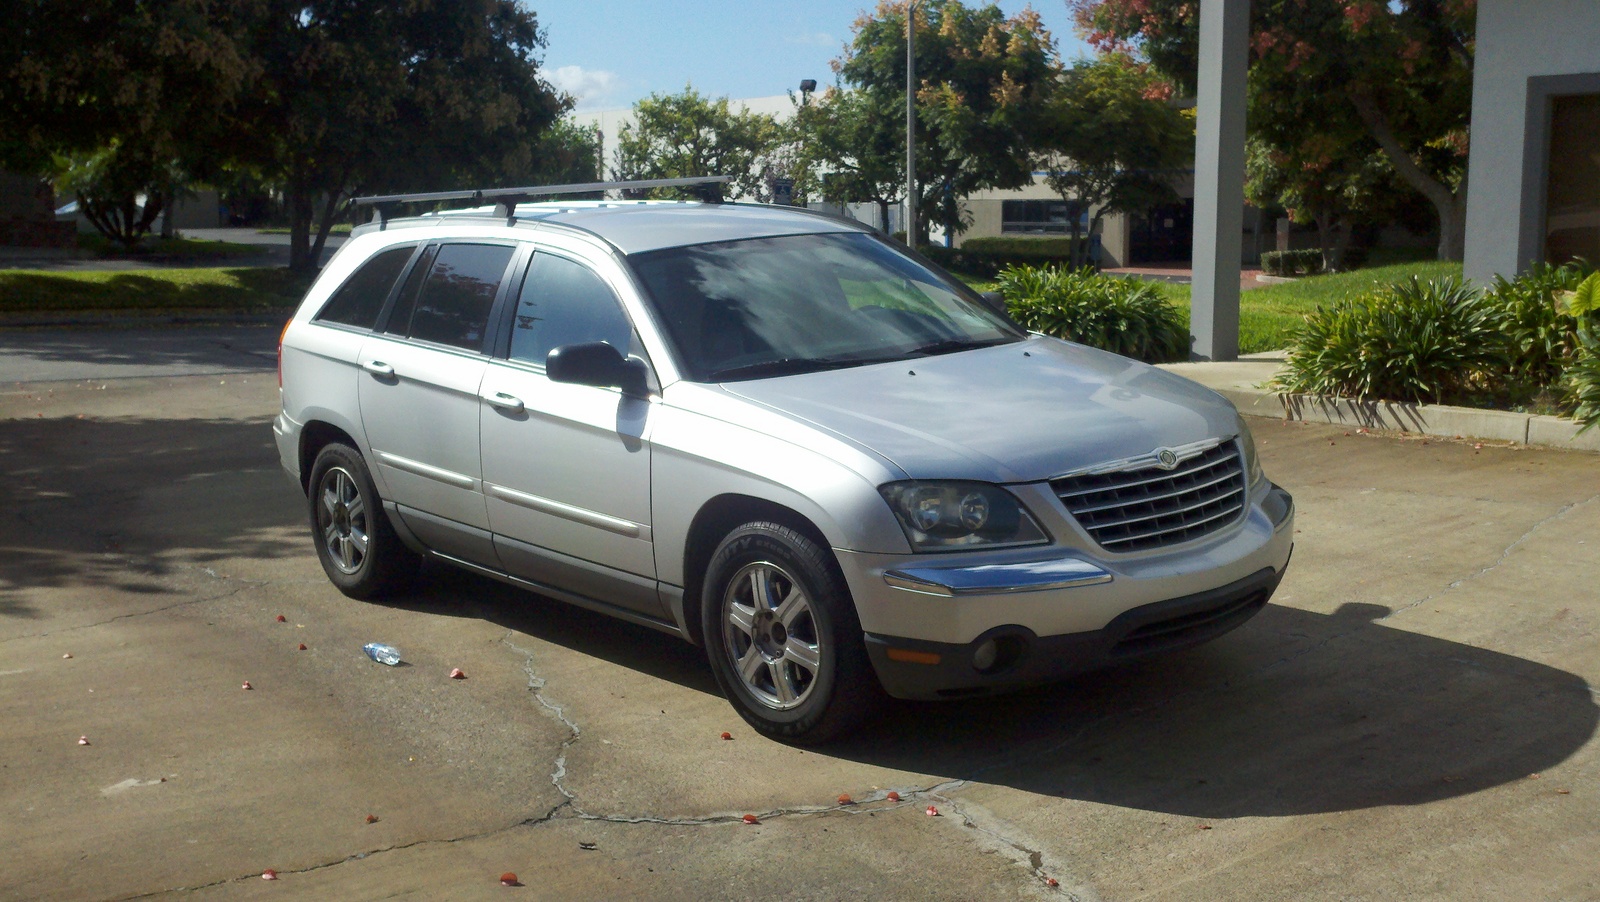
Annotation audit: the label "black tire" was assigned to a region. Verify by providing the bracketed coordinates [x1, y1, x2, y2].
[307, 443, 419, 599]
[701, 521, 882, 744]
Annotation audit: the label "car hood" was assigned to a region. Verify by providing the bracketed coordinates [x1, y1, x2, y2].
[720, 336, 1240, 483]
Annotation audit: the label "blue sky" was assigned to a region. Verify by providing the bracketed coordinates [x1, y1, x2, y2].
[531, 1, 1095, 112]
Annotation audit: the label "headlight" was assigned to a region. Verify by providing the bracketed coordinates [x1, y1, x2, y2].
[1237, 416, 1264, 486]
[880, 481, 1049, 552]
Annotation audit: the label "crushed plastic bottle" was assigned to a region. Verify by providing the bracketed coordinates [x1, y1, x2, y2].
[363, 643, 402, 666]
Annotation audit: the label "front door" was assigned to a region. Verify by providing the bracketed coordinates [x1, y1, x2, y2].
[479, 248, 661, 617]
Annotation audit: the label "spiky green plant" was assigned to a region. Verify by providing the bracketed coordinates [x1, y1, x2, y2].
[995, 265, 1187, 363]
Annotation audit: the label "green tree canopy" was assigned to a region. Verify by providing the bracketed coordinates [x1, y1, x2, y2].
[1071, 0, 1474, 261]
[232, 0, 566, 271]
[613, 87, 784, 201]
[835, 0, 1060, 242]
[3, 0, 256, 246]
[792, 86, 906, 230]
[1039, 53, 1192, 266]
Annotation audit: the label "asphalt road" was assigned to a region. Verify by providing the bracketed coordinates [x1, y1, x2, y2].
[3, 340, 1599, 900]
[0, 325, 280, 383]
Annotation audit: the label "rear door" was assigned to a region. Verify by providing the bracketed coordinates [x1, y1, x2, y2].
[358, 240, 523, 564]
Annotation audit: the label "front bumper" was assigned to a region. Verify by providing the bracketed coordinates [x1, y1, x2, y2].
[838, 483, 1295, 699]
[865, 562, 1286, 700]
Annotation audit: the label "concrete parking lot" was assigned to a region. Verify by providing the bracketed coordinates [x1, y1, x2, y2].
[3, 331, 1599, 900]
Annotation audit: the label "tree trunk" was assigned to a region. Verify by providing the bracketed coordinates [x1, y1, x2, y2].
[1330, 217, 1353, 272]
[1068, 208, 1084, 269]
[1350, 93, 1466, 262]
[1313, 212, 1334, 272]
[287, 178, 315, 274]
[311, 190, 346, 267]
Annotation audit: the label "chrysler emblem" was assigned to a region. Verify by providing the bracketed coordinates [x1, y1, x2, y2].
[1155, 448, 1179, 470]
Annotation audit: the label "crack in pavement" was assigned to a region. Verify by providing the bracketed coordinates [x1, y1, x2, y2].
[1380, 491, 1600, 622]
[499, 631, 1078, 895]
[0, 562, 271, 644]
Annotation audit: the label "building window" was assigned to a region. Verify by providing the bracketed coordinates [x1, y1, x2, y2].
[1002, 200, 1082, 234]
[1545, 93, 1600, 266]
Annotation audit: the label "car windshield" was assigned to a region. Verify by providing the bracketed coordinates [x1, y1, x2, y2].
[628, 231, 1024, 382]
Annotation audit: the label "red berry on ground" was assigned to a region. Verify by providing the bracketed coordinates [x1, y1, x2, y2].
[298, 643, 307, 651]
[276, 615, 287, 622]
[925, 805, 939, 817]
[742, 814, 759, 824]
[720, 731, 732, 740]
[242, 681, 253, 690]
[886, 791, 900, 802]
[499, 872, 520, 886]
[449, 668, 466, 679]
[261, 869, 278, 880]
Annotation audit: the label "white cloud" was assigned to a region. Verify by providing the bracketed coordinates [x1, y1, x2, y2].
[787, 31, 837, 48]
[548, 65, 622, 111]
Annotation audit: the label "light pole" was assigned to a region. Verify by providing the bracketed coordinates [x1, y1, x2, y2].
[904, 1, 917, 245]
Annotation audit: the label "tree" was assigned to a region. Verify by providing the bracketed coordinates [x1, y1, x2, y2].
[2, 0, 255, 248]
[613, 87, 784, 201]
[528, 118, 604, 186]
[792, 86, 905, 230]
[1072, 0, 1474, 261]
[232, 0, 566, 272]
[1040, 54, 1192, 267]
[835, 1, 1059, 243]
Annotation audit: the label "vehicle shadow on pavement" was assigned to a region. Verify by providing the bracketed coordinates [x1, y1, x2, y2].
[378, 563, 1598, 819]
[829, 601, 1599, 818]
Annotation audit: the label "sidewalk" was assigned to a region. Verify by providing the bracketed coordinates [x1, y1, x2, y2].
[0, 227, 343, 272]
[1159, 353, 1600, 454]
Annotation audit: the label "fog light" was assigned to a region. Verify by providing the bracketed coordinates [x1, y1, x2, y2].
[972, 639, 998, 672]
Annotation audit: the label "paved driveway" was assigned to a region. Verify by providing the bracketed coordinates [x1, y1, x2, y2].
[2, 350, 1598, 900]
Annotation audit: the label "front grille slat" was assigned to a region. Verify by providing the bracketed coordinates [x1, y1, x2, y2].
[1069, 468, 1244, 517]
[1052, 441, 1247, 553]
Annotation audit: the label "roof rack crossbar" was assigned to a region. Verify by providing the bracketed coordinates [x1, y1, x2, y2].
[352, 176, 731, 211]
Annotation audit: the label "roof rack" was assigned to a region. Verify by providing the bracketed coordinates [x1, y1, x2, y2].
[352, 176, 733, 228]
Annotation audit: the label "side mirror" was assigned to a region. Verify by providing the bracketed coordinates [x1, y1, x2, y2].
[546, 342, 649, 396]
[978, 290, 1008, 316]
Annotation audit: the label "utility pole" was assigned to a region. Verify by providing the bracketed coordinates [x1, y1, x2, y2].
[905, 1, 917, 245]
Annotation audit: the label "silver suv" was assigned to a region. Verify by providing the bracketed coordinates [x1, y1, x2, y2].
[275, 180, 1294, 743]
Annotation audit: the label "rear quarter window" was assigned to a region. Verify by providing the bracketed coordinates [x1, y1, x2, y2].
[315, 245, 416, 329]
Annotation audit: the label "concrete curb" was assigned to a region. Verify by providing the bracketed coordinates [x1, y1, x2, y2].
[1204, 381, 1600, 454]
[0, 309, 293, 330]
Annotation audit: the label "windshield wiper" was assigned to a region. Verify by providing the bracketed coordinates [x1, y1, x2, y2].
[905, 337, 1012, 357]
[706, 357, 856, 382]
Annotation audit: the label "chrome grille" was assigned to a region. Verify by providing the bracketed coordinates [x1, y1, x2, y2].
[1052, 441, 1246, 553]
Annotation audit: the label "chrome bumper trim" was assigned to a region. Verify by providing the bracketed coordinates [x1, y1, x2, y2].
[883, 557, 1114, 597]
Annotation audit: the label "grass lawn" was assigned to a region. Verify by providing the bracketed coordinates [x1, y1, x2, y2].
[0, 267, 314, 316]
[963, 260, 1465, 354]
[257, 223, 353, 237]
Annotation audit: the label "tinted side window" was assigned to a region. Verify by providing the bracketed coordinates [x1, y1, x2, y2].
[316, 245, 414, 329]
[509, 253, 634, 366]
[404, 244, 515, 351]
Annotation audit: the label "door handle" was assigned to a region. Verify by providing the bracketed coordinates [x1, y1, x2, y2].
[363, 360, 395, 377]
[482, 390, 525, 413]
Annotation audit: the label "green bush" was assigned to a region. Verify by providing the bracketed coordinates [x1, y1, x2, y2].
[1482, 260, 1593, 390]
[921, 236, 1084, 278]
[1273, 277, 1500, 404]
[995, 264, 1187, 363]
[1260, 249, 1324, 277]
[1558, 271, 1600, 432]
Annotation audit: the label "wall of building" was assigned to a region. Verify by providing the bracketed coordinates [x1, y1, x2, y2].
[1463, 0, 1600, 285]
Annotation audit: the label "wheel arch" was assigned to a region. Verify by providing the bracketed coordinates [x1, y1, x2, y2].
[679, 494, 836, 648]
[298, 420, 361, 495]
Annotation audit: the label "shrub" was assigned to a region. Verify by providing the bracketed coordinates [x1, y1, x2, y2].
[1260, 249, 1324, 277]
[1272, 277, 1500, 404]
[1558, 271, 1600, 432]
[995, 264, 1187, 363]
[921, 236, 1084, 278]
[1482, 260, 1593, 389]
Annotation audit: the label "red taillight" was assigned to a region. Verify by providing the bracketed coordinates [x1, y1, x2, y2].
[277, 320, 291, 389]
